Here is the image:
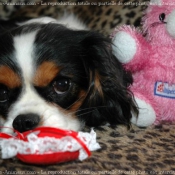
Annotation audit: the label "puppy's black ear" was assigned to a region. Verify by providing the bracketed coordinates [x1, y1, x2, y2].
[77, 32, 138, 127]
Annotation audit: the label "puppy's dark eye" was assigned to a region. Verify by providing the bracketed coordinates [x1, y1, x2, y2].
[0, 86, 8, 102]
[159, 13, 166, 22]
[53, 78, 71, 94]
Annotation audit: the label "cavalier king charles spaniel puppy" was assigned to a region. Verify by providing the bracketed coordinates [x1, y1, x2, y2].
[0, 16, 138, 133]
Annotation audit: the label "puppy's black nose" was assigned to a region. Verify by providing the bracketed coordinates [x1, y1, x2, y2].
[12, 113, 40, 133]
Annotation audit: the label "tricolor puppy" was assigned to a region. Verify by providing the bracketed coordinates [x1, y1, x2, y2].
[0, 16, 137, 133]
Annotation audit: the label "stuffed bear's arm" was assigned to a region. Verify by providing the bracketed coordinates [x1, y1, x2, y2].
[112, 25, 151, 72]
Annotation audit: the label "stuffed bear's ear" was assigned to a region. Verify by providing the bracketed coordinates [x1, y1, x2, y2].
[77, 32, 138, 127]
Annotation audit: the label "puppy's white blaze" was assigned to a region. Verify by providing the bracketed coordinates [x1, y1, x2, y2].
[14, 31, 37, 83]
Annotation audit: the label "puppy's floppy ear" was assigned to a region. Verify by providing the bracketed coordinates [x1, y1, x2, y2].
[77, 32, 138, 127]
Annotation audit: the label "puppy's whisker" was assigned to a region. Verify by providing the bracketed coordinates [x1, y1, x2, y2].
[75, 109, 97, 118]
[67, 105, 109, 116]
[40, 106, 109, 124]
[74, 105, 110, 117]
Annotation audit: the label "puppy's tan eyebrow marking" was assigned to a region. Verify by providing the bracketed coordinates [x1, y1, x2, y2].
[33, 61, 61, 87]
[0, 66, 21, 88]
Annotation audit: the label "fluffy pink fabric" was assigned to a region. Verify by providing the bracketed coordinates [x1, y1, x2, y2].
[113, 0, 175, 124]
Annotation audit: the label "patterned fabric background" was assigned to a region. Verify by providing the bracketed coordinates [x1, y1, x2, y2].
[1, 0, 175, 174]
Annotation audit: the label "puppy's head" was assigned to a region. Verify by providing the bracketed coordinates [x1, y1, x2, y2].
[0, 22, 137, 133]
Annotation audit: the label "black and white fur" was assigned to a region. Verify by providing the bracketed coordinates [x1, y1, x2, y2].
[0, 16, 138, 133]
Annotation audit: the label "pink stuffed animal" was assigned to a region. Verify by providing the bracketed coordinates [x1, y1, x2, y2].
[112, 0, 175, 127]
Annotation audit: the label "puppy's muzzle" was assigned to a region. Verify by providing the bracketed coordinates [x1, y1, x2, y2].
[13, 113, 40, 133]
